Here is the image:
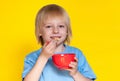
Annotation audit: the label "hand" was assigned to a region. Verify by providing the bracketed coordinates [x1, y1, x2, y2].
[66, 57, 78, 77]
[40, 40, 57, 59]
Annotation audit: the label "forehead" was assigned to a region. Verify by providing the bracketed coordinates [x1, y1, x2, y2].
[43, 14, 67, 24]
[44, 16, 66, 24]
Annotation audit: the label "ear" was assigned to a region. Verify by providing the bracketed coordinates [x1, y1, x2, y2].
[39, 33, 42, 36]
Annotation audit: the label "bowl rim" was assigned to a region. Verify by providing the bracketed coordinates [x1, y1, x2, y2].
[52, 53, 75, 56]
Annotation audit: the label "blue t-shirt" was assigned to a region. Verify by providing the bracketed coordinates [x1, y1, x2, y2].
[22, 45, 96, 81]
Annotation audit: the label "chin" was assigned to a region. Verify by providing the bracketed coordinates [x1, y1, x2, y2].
[57, 41, 64, 46]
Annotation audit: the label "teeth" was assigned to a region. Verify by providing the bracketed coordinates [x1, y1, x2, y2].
[50, 36, 60, 41]
[54, 37, 60, 41]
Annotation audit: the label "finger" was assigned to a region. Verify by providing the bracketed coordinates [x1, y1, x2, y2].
[70, 62, 78, 66]
[49, 41, 57, 48]
[48, 40, 57, 47]
[74, 57, 78, 62]
[69, 63, 77, 69]
[46, 41, 50, 46]
[65, 68, 72, 72]
[46, 40, 57, 53]
[44, 40, 56, 50]
[43, 41, 51, 48]
[50, 44, 57, 53]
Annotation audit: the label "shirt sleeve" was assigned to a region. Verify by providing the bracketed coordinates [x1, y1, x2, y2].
[22, 56, 35, 78]
[77, 51, 96, 80]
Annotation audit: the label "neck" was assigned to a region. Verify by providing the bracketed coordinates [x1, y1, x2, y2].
[55, 43, 65, 53]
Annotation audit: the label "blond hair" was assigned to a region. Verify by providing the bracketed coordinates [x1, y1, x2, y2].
[35, 4, 72, 45]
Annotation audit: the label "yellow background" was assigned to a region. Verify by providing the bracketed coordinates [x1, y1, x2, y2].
[0, 0, 120, 81]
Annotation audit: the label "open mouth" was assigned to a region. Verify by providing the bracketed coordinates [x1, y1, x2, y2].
[50, 36, 61, 41]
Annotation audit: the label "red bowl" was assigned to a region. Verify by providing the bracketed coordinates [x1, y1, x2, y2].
[52, 53, 75, 69]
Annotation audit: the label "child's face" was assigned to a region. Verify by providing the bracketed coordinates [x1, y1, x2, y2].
[40, 17, 67, 45]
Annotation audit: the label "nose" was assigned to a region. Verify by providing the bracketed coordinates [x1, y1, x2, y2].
[53, 26, 59, 34]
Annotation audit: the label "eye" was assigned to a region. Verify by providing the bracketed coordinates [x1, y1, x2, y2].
[59, 25, 65, 28]
[45, 25, 51, 28]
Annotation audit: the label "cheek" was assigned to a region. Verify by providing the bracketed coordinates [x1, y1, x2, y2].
[42, 29, 52, 35]
[41, 31, 51, 41]
[61, 31, 67, 39]
[61, 29, 67, 35]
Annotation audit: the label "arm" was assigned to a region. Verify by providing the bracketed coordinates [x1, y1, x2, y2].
[24, 54, 48, 81]
[72, 71, 92, 81]
[66, 57, 92, 81]
[23, 40, 57, 81]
